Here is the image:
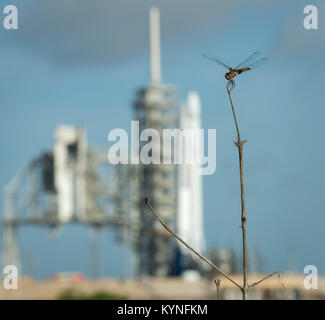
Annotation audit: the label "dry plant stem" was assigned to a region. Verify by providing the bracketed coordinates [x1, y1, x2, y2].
[248, 271, 279, 288]
[226, 87, 248, 300]
[145, 198, 242, 290]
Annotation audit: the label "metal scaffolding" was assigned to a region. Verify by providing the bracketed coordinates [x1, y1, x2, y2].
[1, 126, 138, 276]
[133, 85, 178, 276]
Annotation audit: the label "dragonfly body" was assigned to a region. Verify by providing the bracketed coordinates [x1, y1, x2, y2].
[225, 68, 250, 81]
[203, 52, 267, 90]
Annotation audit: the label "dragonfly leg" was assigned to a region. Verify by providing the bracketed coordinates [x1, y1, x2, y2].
[227, 80, 235, 91]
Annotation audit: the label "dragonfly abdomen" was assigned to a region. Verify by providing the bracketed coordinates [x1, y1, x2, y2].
[237, 67, 250, 75]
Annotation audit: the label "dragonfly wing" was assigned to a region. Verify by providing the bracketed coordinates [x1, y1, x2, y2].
[235, 51, 260, 69]
[246, 57, 268, 69]
[202, 53, 231, 70]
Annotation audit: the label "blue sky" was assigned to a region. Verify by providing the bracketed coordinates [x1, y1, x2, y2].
[0, 0, 325, 278]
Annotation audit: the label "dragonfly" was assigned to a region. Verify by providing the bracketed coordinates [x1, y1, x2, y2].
[202, 51, 268, 90]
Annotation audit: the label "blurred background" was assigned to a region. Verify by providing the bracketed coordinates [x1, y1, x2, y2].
[0, 0, 324, 299]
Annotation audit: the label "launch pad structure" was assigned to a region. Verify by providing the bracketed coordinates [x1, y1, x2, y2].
[1, 7, 205, 278]
[1, 126, 139, 277]
[133, 85, 178, 276]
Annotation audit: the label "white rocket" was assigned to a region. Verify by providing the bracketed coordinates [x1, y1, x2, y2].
[177, 92, 205, 256]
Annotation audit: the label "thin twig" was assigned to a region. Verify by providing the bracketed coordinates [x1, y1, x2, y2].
[226, 87, 248, 299]
[214, 279, 222, 300]
[227, 87, 241, 143]
[145, 198, 242, 290]
[248, 271, 279, 288]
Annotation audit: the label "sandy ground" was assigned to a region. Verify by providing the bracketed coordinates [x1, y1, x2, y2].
[0, 274, 324, 300]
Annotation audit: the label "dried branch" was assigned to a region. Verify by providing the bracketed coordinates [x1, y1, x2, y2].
[226, 87, 278, 299]
[226, 87, 248, 299]
[145, 198, 242, 290]
[227, 87, 242, 143]
[248, 271, 279, 288]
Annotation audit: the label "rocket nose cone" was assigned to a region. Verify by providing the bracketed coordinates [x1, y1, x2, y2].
[187, 91, 201, 116]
